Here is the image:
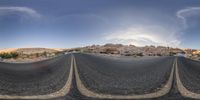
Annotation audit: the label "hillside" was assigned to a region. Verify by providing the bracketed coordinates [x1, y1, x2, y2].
[0, 48, 65, 63]
[0, 48, 18, 53]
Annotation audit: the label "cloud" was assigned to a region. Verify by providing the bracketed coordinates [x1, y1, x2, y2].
[176, 7, 200, 28]
[0, 7, 41, 18]
[104, 25, 180, 47]
[106, 7, 200, 47]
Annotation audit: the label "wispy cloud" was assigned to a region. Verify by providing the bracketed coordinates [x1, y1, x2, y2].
[176, 7, 200, 28]
[0, 7, 41, 18]
[104, 7, 200, 47]
[104, 25, 180, 47]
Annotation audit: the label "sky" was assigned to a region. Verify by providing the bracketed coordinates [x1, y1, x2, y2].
[0, 0, 200, 49]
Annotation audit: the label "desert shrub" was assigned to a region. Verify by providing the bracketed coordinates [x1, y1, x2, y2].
[136, 53, 143, 56]
[41, 51, 47, 57]
[169, 52, 176, 56]
[0, 52, 19, 59]
[157, 53, 162, 56]
[10, 52, 19, 58]
[35, 53, 40, 57]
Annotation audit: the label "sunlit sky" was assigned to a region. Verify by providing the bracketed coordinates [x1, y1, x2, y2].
[0, 0, 200, 49]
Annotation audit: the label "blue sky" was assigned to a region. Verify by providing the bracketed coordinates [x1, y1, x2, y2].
[0, 0, 200, 49]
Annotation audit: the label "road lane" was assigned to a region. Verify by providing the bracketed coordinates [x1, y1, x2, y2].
[177, 57, 200, 93]
[73, 53, 175, 97]
[176, 57, 200, 99]
[0, 54, 72, 97]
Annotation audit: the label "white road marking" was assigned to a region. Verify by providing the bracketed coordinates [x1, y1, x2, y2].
[176, 58, 200, 99]
[73, 55, 175, 99]
[0, 55, 73, 99]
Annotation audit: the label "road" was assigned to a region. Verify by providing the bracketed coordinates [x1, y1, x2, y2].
[74, 53, 174, 95]
[0, 53, 200, 100]
[177, 57, 200, 93]
[0, 54, 71, 96]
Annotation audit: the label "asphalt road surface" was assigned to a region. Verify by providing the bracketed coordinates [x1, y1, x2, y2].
[0, 53, 200, 100]
[0, 54, 71, 96]
[178, 57, 200, 93]
[74, 53, 175, 95]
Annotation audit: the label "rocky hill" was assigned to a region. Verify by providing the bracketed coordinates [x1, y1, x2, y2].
[73, 43, 185, 57]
